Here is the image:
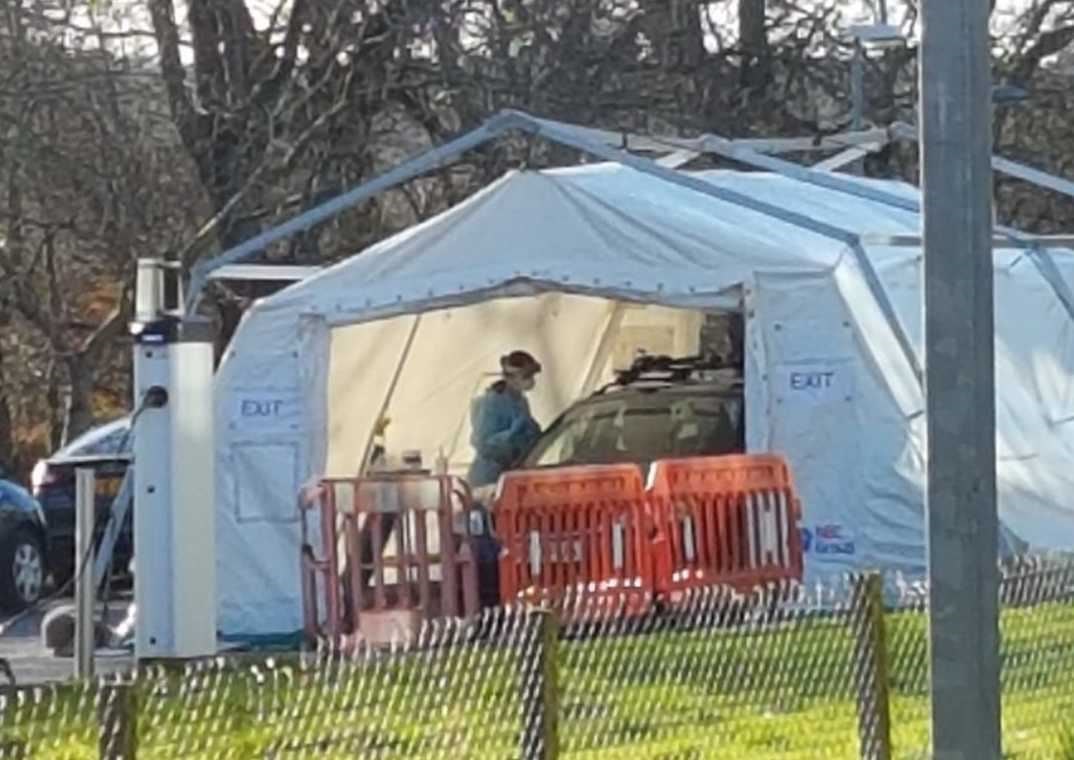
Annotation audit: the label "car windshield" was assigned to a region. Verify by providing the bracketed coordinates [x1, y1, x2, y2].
[53, 416, 133, 460]
[522, 391, 743, 469]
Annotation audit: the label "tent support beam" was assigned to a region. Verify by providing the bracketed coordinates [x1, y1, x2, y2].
[813, 145, 883, 171]
[359, 314, 424, 475]
[186, 116, 891, 311]
[206, 264, 322, 282]
[655, 150, 700, 168]
[507, 111, 860, 244]
[186, 108, 1074, 384]
[188, 108, 920, 387]
[519, 122, 893, 157]
[862, 233, 1074, 248]
[539, 116, 1074, 258]
[889, 122, 1074, 201]
[525, 116, 1074, 210]
[185, 112, 529, 312]
[577, 302, 627, 398]
[848, 239, 923, 381]
[190, 111, 873, 305]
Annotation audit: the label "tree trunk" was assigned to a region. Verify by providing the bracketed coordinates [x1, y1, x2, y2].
[63, 354, 97, 445]
[0, 344, 14, 473]
[46, 360, 64, 452]
[739, 0, 766, 54]
[739, 0, 769, 87]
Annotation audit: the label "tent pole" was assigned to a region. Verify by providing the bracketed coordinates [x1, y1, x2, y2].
[184, 115, 891, 315]
[185, 113, 525, 313]
[655, 150, 701, 168]
[890, 122, 1074, 202]
[186, 108, 1074, 320]
[359, 314, 423, 474]
[182, 105, 1074, 383]
[812, 145, 882, 171]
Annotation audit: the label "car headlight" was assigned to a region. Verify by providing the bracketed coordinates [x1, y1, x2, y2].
[30, 460, 50, 493]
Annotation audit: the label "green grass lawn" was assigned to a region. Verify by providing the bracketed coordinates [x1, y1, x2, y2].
[3, 603, 1074, 759]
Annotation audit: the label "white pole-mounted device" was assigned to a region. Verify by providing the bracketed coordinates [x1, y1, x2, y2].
[130, 258, 216, 660]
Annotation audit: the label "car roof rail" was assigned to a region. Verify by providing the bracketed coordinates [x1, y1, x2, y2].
[596, 353, 742, 394]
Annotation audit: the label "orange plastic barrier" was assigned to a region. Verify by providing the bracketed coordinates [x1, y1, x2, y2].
[300, 473, 480, 649]
[647, 454, 803, 599]
[495, 464, 657, 616]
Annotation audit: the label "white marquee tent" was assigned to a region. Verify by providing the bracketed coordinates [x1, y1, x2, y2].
[211, 158, 1074, 640]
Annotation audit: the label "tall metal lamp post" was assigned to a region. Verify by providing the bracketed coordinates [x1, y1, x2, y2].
[920, 0, 1002, 757]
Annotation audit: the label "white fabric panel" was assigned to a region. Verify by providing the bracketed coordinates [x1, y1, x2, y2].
[233, 442, 300, 522]
[856, 256, 928, 573]
[326, 295, 703, 477]
[214, 314, 309, 638]
[994, 254, 1074, 432]
[754, 272, 871, 577]
[990, 259, 1074, 550]
[833, 253, 924, 418]
[325, 315, 419, 476]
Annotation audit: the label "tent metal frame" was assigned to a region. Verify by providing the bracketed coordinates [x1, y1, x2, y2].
[186, 109, 1074, 386]
[206, 264, 323, 282]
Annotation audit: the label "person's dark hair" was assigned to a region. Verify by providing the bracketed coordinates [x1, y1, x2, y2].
[500, 350, 542, 377]
[489, 350, 541, 393]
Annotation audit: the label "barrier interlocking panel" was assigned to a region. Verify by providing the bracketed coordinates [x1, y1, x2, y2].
[300, 473, 479, 648]
[496, 464, 658, 615]
[647, 454, 803, 598]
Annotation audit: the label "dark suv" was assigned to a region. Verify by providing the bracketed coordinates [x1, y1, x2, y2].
[31, 417, 134, 588]
[519, 355, 745, 474]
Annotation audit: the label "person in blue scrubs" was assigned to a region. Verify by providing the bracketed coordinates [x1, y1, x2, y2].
[468, 350, 542, 606]
[468, 350, 543, 488]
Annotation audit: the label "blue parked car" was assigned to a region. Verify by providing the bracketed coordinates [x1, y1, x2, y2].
[0, 468, 49, 611]
[30, 417, 133, 590]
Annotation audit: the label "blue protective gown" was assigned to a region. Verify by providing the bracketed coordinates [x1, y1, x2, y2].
[467, 385, 541, 488]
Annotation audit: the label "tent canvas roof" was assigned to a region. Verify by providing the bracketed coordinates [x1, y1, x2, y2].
[255, 164, 927, 327]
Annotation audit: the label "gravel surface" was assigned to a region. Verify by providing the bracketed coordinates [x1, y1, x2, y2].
[0, 596, 134, 686]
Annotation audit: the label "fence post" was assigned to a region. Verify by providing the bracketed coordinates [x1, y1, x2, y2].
[99, 682, 137, 759]
[74, 467, 96, 680]
[854, 572, 892, 760]
[520, 608, 560, 760]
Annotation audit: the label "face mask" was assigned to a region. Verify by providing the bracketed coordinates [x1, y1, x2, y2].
[521, 375, 536, 392]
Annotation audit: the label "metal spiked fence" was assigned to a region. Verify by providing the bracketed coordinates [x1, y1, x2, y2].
[1, 555, 1073, 759]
